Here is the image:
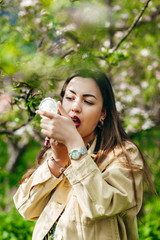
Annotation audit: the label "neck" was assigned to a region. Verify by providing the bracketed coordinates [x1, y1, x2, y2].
[83, 133, 96, 147]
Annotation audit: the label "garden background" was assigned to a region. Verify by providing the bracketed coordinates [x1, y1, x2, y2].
[0, 0, 160, 239]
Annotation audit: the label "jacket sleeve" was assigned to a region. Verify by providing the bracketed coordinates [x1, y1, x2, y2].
[64, 142, 143, 220]
[13, 159, 63, 221]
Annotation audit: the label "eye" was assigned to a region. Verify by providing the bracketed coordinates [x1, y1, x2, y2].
[84, 100, 94, 105]
[65, 96, 74, 101]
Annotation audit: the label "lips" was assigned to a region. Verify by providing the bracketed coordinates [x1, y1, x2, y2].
[71, 115, 81, 128]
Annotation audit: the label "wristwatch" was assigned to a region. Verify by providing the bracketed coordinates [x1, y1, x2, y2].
[69, 146, 87, 160]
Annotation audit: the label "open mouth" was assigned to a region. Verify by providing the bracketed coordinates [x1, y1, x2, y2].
[71, 115, 81, 128]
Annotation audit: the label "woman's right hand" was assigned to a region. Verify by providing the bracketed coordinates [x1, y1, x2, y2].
[36, 102, 85, 152]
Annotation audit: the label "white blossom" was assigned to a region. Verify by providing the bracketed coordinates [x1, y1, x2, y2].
[119, 82, 129, 90]
[152, 61, 158, 68]
[121, 71, 127, 77]
[115, 21, 126, 28]
[141, 81, 149, 88]
[34, 18, 41, 24]
[103, 40, 110, 48]
[125, 125, 137, 133]
[70, 4, 107, 26]
[62, 24, 77, 32]
[143, 112, 149, 119]
[132, 86, 141, 96]
[117, 91, 123, 97]
[129, 108, 142, 116]
[114, 31, 123, 38]
[100, 60, 106, 67]
[112, 5, 121, 12]
[129, 108, 149, 119]
[40, 9, 49, 16]
[20, 0, 39, 8]
[144, 16, 151, 22]
[121, 13, 129, 20]
[105, 21, 111, 28]
[140, 49, 150, 57]
[147, 65, 153, 71]
[155, 71, 160, 81]
[18, 10, 26, 17]
[15, 125, 35, 148]
[151, 7, 157, 13]
[56, 30, 62, 36]
[109, 49, 113, 54]
[116, 101, 124, 112]
[82, 53, 88, 59]
[47, 22, 53, 28]
[147, 62, 158, 71]
[118, 49, 127, 56]
[142, 119, 154, 130]
[16, 27, 22, 32]
[123, 95, 134, 103]
[133, 9, 138, 14]
[101, 47, 106, 52]
[124, 42, 133, 48]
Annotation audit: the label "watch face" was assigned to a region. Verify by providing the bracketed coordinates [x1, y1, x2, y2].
[71, 150, 81, 160]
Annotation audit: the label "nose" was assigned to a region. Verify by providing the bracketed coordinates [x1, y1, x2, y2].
[71, 100, 82, 113]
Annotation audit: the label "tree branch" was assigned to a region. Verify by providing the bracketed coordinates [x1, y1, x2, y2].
[0, 117, 32, 135]
[61, 47, 75, 58]
[108, 6, 160, 33]
[111, 0, 151, 53]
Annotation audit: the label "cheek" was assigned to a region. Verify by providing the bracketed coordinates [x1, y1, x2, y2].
[62, 99, 69, 112]
[84, 108, 101, 126]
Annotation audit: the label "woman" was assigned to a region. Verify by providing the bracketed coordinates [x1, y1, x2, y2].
[13, 69, 154, 240]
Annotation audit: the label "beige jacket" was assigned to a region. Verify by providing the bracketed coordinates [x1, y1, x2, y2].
[13, 140, 143, 240]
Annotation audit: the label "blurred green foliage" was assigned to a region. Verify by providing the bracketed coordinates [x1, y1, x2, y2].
[138, 198, 160, 240]
[0, 208, 34, 240]
[133, 126, 160, 239]
[0, 139, 40, 239]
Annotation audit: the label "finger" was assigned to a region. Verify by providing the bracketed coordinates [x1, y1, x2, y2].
[41, 129, 51, 137]
[40, 122, 50, 130]
[36, 110, 56, 119]
[57, 101, 69, 118]
[40, 117, 52, 124]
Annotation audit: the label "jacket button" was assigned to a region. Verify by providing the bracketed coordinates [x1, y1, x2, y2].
[95, 204, 105, 215]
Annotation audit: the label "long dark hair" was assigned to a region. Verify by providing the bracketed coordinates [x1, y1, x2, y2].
[19, 69, 156, 198]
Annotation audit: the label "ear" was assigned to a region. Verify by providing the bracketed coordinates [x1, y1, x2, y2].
[100, 109, 107, 121]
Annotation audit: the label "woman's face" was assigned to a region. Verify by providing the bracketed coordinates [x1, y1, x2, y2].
[62, 76, 106, 144]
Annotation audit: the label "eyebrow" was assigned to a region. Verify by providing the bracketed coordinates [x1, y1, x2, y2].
[67, 89, 97, 100]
